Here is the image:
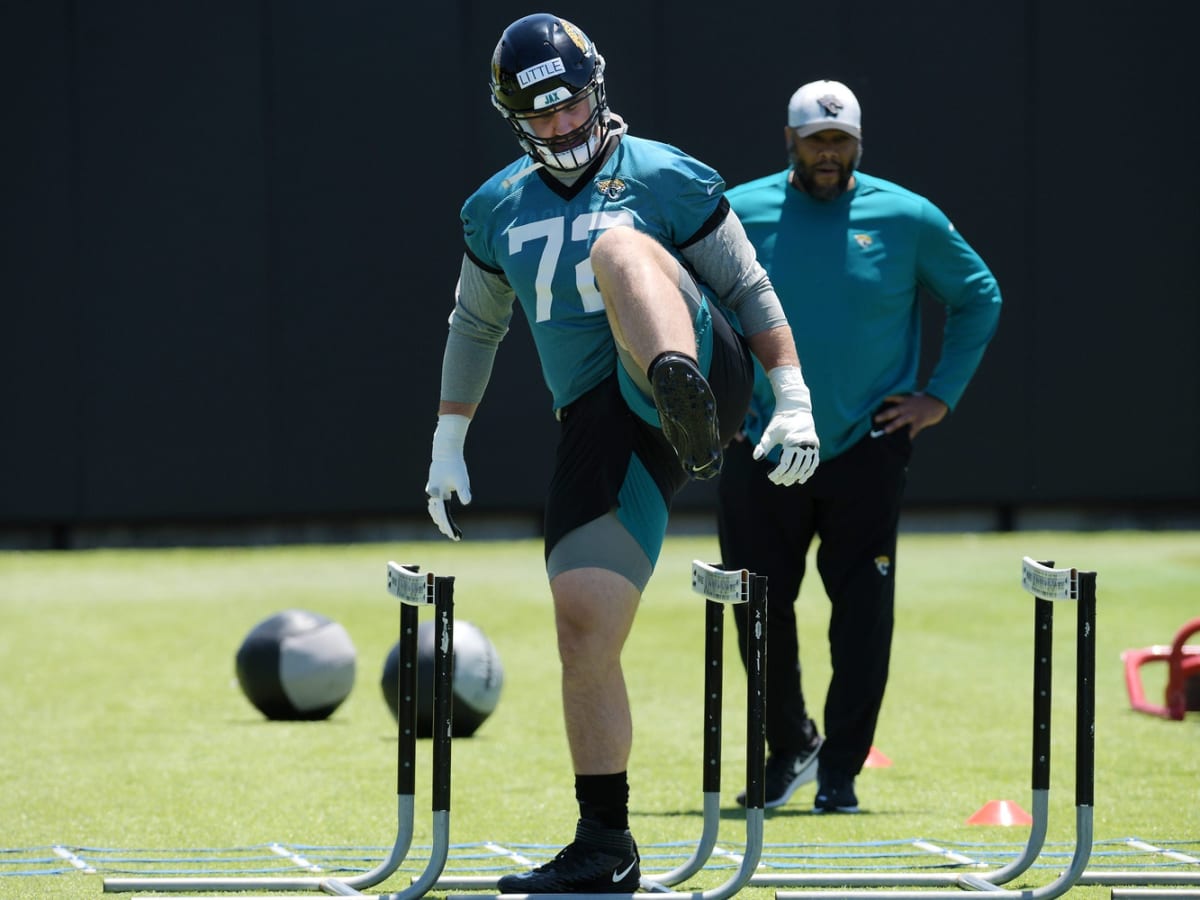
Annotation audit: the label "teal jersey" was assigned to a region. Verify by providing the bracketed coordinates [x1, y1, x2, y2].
[727, 169, 1001, 461]
[461, 136, 724, 414]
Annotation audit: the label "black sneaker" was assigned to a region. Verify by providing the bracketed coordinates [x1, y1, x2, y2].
[650, 353, 722, 480]
[496, 819, 640, 894]
[813, 767, 859, 813]
[737, 736, 823, 809]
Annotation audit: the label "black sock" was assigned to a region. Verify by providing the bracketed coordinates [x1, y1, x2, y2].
[576, 772, 629, 831]
[646, 351, 699, 383]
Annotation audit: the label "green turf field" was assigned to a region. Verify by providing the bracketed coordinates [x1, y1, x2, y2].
[2, 530, 1197, 898]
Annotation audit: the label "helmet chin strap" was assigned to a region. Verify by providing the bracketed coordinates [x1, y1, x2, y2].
[604, 112, 628, 139]
[501, 158, 544, 191]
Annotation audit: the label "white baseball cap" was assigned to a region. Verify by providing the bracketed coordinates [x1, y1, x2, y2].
[787, 80, 862, 139]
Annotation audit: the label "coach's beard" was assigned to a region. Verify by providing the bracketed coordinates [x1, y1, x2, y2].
[791, 159, 854, 201]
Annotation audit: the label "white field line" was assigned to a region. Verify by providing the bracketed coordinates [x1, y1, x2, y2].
[482, 841, 538, 868]
[709, 845, 745, 866]
[51, 845, 97, 874]
[1124, 839, 1200, 865]
[911, 839, 986, 867]
[269, 842, 322, 872]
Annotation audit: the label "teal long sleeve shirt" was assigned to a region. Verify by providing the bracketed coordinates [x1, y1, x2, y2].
[728, 169, 1002, 462]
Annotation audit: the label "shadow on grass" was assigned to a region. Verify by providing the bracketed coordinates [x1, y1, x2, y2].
[635, 806, 932, 821]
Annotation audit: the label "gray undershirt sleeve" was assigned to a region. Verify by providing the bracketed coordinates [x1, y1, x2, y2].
[440, 256, 515, 405]
[680, 209, 789, 337]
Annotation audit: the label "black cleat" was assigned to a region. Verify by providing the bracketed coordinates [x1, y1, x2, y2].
[497, 820, 640, 894]
[650, 353, 722, 480]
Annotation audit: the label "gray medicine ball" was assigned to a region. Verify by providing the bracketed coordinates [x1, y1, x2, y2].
[236, 609, 357, 721]
[381, 619, 503, 737]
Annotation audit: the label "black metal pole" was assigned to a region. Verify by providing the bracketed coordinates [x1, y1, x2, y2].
[431, 576, 455, 814]
[744, 574, 767, 811]
[1076, 571, 1096, 808]
[703, 599, 724, 795]
[1031, 560, 1055, 794]
[398, 602, 419, 798]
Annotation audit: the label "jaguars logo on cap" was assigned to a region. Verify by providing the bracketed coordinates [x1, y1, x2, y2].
[818, 94, 845, 117]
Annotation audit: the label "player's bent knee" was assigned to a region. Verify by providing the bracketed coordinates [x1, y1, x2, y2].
[590, 226, 669, 273]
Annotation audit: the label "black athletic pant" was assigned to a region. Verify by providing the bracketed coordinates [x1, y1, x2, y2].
[716, 427, 911, 777]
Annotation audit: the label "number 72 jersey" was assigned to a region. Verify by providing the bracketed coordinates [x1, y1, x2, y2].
[460, 134, 726, 412]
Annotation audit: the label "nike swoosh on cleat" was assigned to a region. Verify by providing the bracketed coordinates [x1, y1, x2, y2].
[612, 859, 637, 882]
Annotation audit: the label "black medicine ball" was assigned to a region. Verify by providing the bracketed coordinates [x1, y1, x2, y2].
[380, 619, 503, 737]
[236, 609, 356, 721]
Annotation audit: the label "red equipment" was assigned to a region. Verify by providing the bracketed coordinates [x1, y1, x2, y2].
[1121, 616, 1200, 720]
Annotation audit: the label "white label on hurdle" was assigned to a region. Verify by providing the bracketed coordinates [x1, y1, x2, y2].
[1020, 556, 1077, 601]
[692, 560, 749, 604]
[387, 561, 436, 606]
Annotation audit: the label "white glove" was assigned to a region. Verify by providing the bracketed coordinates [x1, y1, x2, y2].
[753, 366, 820, 486]
[424, 414, 472, 540]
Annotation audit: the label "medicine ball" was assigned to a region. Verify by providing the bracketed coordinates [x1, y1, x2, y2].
[236, 609, 357, 721]
[380, 620, 504, 737]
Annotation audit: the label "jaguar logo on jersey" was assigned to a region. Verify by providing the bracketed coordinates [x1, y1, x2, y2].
[818, 94, 845, 117]
[874, 555, 891, 576]
[596, 177, 628, 200]
[854, 233, 874, 249]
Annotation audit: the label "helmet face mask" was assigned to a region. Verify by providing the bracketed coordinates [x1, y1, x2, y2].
[490, 14, 609, 171]
[509, 90, 605, 170]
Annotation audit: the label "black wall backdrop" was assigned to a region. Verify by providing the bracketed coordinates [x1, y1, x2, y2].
[3, 1, 1197, 544]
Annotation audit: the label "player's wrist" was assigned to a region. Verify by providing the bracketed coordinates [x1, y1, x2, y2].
[432, 414, 470, 458]
[766, 366, 811, 410]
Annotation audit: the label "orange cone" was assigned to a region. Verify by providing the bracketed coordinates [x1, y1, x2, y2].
[864, 746, 893, 768]
[966, 799, 1033, 826]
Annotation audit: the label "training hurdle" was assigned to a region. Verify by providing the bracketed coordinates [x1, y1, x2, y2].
[760, 557, 1097, 900]
[103, 562, 456, 898]
[439, 560, 769, 900]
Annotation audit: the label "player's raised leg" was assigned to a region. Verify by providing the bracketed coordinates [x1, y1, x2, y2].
[591, 227, 723, 479]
